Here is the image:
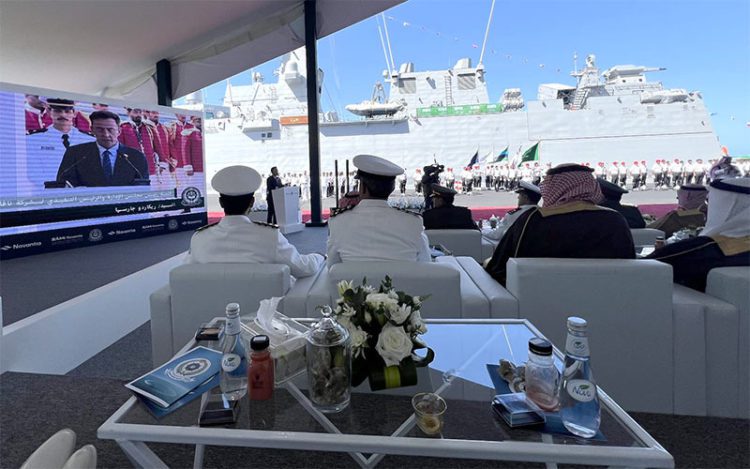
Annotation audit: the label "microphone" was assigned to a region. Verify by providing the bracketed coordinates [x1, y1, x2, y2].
[45, 154, 89, 188]
[121, 153, 151, 186]
[121, 153, 144, 179]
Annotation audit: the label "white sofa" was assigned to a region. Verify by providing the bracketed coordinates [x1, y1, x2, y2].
[425, 229, 484, 262]
[149, 263, 322, 366]
[706, 266, 750, 418]
[630, 228, 665, 247]
[504, 257, 741, 417]
[505, 258, 672, 414]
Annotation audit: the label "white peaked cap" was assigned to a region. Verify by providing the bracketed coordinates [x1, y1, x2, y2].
[211, 165, 262, 195]
[353, 154, 404, 177]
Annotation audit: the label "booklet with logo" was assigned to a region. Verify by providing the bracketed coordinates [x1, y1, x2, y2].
[126, 346, 222, 416]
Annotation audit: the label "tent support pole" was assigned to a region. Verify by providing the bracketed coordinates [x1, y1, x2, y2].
[156, 59, 173, 106]
[304, 0, 325, 227]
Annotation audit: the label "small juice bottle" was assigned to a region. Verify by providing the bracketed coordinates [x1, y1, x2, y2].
[248, 335, 274, 400]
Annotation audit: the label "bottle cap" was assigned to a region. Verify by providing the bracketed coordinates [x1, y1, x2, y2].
[250, 334, 270, 351]
[528, 338, 553, 356]
[226, 303, 240, 314]
[567, 316, 587, 332]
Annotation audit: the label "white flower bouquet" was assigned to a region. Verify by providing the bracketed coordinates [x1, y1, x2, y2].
[333, 276, 434, 390]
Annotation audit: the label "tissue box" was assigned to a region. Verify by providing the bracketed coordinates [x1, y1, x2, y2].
[241, 313, 308, 385]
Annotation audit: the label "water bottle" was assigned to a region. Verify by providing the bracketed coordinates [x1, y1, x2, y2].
[558, 316, 600, 438]
[220, 303, 247, 401]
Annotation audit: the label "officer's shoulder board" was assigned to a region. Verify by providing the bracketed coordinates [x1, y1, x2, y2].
[392, 206, 422, 217]
[194, 222, 218, 233]
[507, 207, 522, 215]
[26, 128, 48, 136]
[329, 205, 355, 217]
[252, 221, 279, 229]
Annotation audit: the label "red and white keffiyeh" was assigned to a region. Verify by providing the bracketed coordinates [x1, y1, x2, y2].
[540, 170, 603, 207]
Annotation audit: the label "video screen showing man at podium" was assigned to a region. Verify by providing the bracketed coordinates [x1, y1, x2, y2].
[55, 110, 150, 188]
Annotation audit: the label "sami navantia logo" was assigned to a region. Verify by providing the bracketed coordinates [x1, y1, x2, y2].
[88, 229, 103, 242]
[181, 187, 202, 207]
[166, 358, 212, 382]
[168, 219, 179, 230]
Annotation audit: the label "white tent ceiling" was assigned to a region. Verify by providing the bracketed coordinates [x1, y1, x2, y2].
[0, 0, 403, 102]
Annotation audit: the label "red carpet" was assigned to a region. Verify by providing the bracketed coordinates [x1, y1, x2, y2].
[208, 203, 676, 224]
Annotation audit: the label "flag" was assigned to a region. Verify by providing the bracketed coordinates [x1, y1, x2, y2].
[517, 142, 540, 167]
[467, 150, 479, 167]
[494, 146, 509, 163]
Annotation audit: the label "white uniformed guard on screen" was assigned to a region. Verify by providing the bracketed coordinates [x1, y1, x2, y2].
[326, 154, 431, 266]
[184, 165, 324, 279]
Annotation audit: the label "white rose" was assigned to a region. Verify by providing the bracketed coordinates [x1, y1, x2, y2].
[366, 293, 399, 312]
[408, 310, 427, 334]
[375, 324, 414, 367]
[389, 303, 411, 325]
[337, 280, 354, 297]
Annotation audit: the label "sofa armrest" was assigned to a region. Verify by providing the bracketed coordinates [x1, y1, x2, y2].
[672, 284, 739, 417]
[455, 257, 518, 318]
[306, 267, 333, 317]
[433, 257, 489, 318]
[149, 284, 174, 367]
[285, 264, 326, 316]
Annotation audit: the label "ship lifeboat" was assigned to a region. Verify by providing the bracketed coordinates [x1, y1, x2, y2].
[345, 101, 404, 117]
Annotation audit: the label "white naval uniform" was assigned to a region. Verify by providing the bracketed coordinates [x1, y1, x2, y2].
[184, 215, 324, 278]
[482, 205, 536, 241]
[326, 199, 431, 266]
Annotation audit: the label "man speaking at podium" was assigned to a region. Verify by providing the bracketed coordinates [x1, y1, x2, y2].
[55, 110, 149, 187]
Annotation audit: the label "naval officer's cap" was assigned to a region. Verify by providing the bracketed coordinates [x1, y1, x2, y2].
[596, 177, 628, 198]
[46, 98, 75, 110]
[515, 180, 541, 196]
[353, 154, 404, 179]
[211, 165, 262, 196]
[430, 184, 457, 197]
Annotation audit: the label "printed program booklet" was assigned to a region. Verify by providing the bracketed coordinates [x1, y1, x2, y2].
[126, 346, 222, 416]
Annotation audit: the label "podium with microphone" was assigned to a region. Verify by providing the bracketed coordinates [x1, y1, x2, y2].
[271, 186, 304, 234]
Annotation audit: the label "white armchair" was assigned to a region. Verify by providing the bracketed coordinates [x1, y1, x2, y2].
[706, 266, 750, 418]
[20, 429, 76, 469]
[150, 263, 322, 366]
[425, 229, 484, 262]
[630, 228, 665, 247]
[505, 258, 675, 414]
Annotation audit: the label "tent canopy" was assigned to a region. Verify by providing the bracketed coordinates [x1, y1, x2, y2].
[0, 0, 403, 102]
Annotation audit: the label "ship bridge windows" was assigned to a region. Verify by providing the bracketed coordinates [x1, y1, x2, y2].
[398, 78, 417, 94]
[458, 73, 476, 90]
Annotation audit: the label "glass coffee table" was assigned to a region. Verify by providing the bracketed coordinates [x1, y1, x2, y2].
[98, 319, 673, 468]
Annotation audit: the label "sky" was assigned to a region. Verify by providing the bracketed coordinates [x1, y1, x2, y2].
[194, 0, 750, 155]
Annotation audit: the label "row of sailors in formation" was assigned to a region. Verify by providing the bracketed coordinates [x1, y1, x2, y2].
[185, 154, 749, 298]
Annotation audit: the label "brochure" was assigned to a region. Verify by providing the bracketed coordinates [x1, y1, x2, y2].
[126, 346, 222, 408]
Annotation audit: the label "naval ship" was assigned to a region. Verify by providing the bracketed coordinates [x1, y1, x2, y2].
[196, 47, 721, 189]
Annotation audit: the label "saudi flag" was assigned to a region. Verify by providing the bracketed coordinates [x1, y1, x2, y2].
[517, 142, 540, 167]
[494, 146, 509, 163]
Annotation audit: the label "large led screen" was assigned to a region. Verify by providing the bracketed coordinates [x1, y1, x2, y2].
[0, 84, 207, 259]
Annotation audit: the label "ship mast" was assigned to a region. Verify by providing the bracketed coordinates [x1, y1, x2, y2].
[478, 0, 497, 65]
[381, 13, 396, 74]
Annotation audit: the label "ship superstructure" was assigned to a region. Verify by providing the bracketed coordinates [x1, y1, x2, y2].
[196, 47, 720, 192]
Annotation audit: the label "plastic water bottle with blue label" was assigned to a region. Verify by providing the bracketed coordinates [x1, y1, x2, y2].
[558, 316, 600, 438]
[220, 303, 247, 400]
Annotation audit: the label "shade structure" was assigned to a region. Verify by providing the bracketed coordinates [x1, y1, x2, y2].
[0, 0, 403, 102]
